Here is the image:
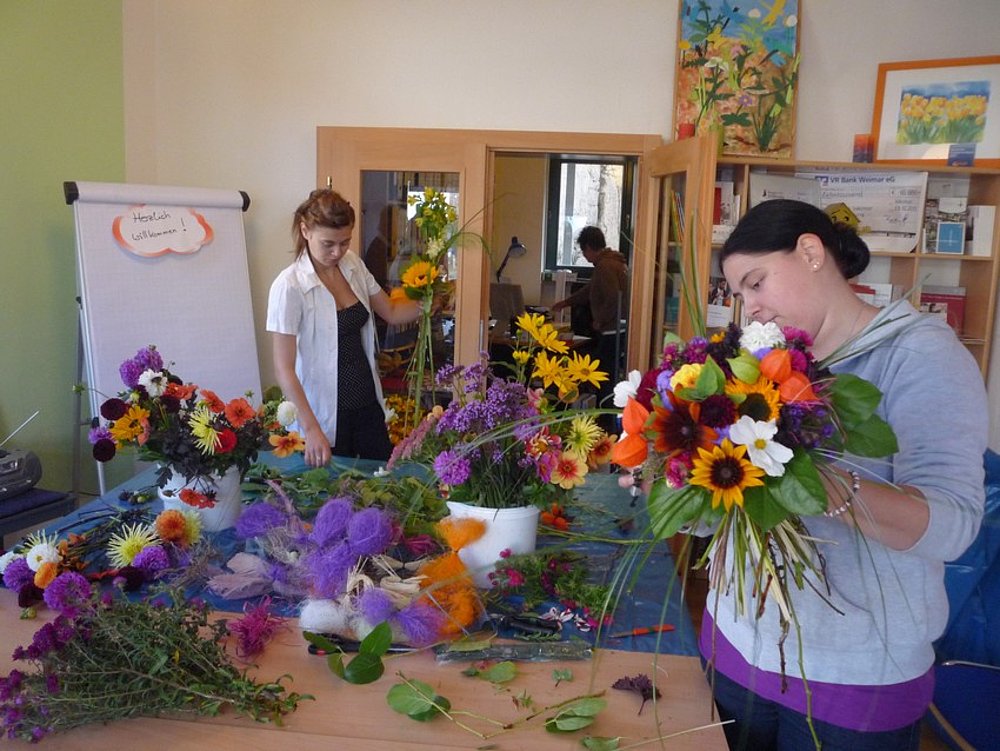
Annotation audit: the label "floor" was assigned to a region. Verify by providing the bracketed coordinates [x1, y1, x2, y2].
[673, 543, 952, 751]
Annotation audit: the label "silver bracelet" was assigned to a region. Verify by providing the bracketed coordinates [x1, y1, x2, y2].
[825, 470, 861, 518]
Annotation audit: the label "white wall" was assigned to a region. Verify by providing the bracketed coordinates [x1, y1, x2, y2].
[123, 0, 1000, 441]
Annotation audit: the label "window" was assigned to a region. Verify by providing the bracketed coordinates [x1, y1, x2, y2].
[544, 155, 636, 270]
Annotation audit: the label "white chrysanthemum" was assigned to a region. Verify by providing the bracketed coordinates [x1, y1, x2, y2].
[0, 550, 23, 574]
[24, 534, 61, 572]
[137, 369, 168, 397]
[613, 370, 642, 407]
[275, 400, 298, 427]
[740, 321, 785, 351]
[729, 415, 794, 477]
[383, 406, 396, 424]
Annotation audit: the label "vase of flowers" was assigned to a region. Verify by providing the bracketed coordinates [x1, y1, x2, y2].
[85, 345, 304, 531]
[388, 312, 615, 585]
[443, 502, 540, 587]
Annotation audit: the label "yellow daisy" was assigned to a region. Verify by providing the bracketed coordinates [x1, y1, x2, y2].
[515, 312, 546, 342]
[566, 352, 608, 388]
[531, 350, 564, 389]
[688, 439, 765, 512]
[188, 406, 220, 455]
[512, 349, 531, 366]
[535, 324, 569, 354]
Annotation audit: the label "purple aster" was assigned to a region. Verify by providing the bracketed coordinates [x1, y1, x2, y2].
[3, 558, 34, 593]
[236, 502, 289, 540]
[88, 425, 113, 445]
[395, 602, 446, 647]
[347, 507, 394, 557]
[310, 497, 354, 547]
[132, 545, 170, 573]
[433, 449, 472, 486]
[357, 587, 396, 625]
[42, 572, 93, 618]
[305, 542, 356, 599]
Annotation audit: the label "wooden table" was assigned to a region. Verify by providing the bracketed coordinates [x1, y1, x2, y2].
[0, 590, 726, 750]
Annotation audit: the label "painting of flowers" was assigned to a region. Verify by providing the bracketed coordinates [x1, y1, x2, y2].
[872, 56, 1000, 167]
[673, 0, 800, 158]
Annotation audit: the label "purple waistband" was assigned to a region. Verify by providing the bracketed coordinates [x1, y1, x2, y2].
[699, 612, 934, 732]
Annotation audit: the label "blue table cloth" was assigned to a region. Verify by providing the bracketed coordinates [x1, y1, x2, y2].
[46, 453, 698, 656]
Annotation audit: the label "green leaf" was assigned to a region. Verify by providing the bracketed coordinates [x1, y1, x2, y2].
[683, 355, 726, 400]
[386, 680, 450, 722]
[546, 714, 595, 732]
[647, 483, 709, 539]
[741, 486, 788, 531]
[552, 668, 573, 685]
[769, 452, 827, 516]
[341, 652, 386, 684]
[360, 622, 393, 656]
[480, 661, 517, 684]
[844, 414, 898, 457]
[326, 653, 346, 679]
[583, 737, 622, 751]
[727, 351, 761, 384]
[302, 631, 341, 654]
[829, 373, 883, 428]
[562, 697, 605, 717]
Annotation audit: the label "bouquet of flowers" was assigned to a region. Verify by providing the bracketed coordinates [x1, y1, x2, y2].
[388, 188, 463, 427]
[611, 321, 897, 643]
[389, 312, 615, 509]
[85, 346, 303, 500]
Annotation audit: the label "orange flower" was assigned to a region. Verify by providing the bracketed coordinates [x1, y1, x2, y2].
[779, 371, 818, 402]
[611, 397, 650, 468]
[225, 397, 255, 428]
[588, 433, 616, 468]
[155, 509, 189, 544]
[164, 382, 196, 401]
[389, 286, 409, 304]
[179, 487, 215, 509]
[34, 561, 59, 589]
[651, 393, 718, 458]
[759, 348, 792, 383]
[199, 388, 225, 413]
[540, 503, 571, 530]
[269, 431, 305, 458]
[551, 451, 588, 489]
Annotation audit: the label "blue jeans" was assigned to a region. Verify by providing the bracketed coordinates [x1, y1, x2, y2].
[707, 665, 922, 751]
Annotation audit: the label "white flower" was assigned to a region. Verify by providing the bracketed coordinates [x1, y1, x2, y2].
[373, 466, 390, 478]
[383, 407, 396, 424]
[0, 550, 23, 574]
[740, 321, 785, 351]
[613, 370, 642, 407]
[24, 540, 60, 572]
[137, 369, 168, 397]
[275, 400, 298, 427]
[729, 415, 794, 477]
[748, 8, 761, 18]
[425, 237, 445, 262]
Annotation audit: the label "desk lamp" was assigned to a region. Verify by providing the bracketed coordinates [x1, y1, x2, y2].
[496, 236, 527, 283]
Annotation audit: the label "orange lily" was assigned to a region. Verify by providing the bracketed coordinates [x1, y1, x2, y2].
[611, 397, 650, 468]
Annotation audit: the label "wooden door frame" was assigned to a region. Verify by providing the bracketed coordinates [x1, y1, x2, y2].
[316, 126, 663, 367]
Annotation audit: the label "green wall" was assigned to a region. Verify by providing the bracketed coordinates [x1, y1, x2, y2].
[0, 1, 124, 495]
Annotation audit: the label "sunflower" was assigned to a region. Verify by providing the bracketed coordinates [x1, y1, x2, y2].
[564, 415, 602, 456]
[688, 439, 765, 511]
[725, 375, 783, 422]
[106, 523, 160, 569]
[401, 260, 439, 290]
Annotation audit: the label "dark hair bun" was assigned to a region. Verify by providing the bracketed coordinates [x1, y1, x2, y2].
[830, 223, 870, 279]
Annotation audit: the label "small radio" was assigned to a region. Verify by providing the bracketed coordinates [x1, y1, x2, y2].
[0, 448, 42, 501]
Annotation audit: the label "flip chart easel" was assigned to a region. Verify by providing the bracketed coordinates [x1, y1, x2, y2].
[65, 181, 261, 493]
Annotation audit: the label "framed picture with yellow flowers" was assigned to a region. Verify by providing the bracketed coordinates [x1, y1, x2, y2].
[871, 56, 1000, 168]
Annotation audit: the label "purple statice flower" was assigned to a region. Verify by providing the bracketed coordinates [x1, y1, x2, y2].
[132, 545, 169, 574]
[655, 369, 674, 400]
[24, 618, 76, 660]
[305, 542, 356, 599]
[235, 502, 289, 540]
[347, 508, 394, 557]
[395, 602, 446, 647]
[357, 587, 395, 625]
[87, 425, 113, 445]
[119, 346, 163, 388]
[310, 497, 354, 547]
[433, 449, 472, 486]
[45, 674, 59, 695]
[434, 363, 462, 387]
[2, 558, 33, 593]
[42, 572, 92, 618]
[682, 337, 709, 364]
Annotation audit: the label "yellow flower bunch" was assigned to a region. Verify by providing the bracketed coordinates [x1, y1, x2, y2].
[511, 312, 608, 404]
